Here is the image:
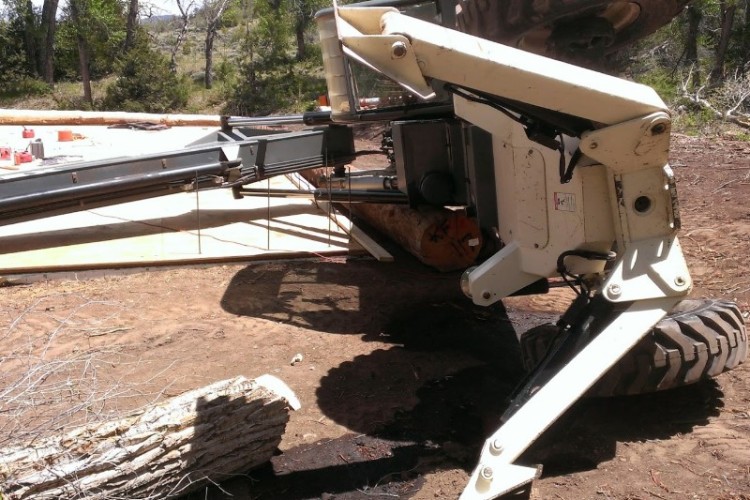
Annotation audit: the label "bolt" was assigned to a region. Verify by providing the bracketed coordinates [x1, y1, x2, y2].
[482, 291, 492, 300]
[391, 41, 408, 59]
[490, 440, 504, 456]
[589, 141, 598, 150]
[608, 284, 622, 297]
[480, 466, 494, 481]
[675, 276, 687, 287]
[651, 123, 667, 135]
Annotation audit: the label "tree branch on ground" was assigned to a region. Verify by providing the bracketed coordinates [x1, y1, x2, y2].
[680, 66, 750, 129]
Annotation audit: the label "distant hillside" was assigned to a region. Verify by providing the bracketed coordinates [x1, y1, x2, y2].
[142, 14, 176, 25]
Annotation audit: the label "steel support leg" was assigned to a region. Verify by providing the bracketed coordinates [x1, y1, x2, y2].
[459, 296, 680, 500]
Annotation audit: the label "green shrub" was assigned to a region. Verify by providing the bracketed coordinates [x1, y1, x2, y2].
[226, 58, 326, 115]
[633, 68, 680, 104]
[0, 76, 51, 99]
[103, 44, 189, 112]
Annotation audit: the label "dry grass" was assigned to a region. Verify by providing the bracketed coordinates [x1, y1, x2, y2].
[0, 290, 182, 449]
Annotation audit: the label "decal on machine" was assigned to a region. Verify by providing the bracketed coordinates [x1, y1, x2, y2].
[554, 192, 577, 212]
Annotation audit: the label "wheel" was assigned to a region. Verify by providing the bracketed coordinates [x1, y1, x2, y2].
[520, 299, 748, 397]
[455, 0, 689, 62]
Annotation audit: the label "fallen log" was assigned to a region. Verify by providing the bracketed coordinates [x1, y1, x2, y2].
[0, 109, 222, 127]
[351, 203, 482, 272]
[301, 169, 482, 272]
[0, 375, 300, 500]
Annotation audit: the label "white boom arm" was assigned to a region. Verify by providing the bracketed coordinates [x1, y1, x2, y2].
[325, 4, 692, 499]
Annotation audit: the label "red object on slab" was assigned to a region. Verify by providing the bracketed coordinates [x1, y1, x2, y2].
[14, 151, 32, 164]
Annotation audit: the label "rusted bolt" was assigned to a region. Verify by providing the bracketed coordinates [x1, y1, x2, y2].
[482, 291, 492, 300]
[675, 276, 687, 287]
[589, 142, 598, 150]
[391, 41, 408, 58]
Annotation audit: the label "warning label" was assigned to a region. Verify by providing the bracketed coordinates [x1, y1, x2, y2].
[554, 192, 577, 212]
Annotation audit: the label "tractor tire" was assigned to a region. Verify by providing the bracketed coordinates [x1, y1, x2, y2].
[520, 299, 748, 397]
[455, 0, 689, 62]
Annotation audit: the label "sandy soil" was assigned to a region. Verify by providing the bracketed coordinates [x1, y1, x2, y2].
[0, 134, 748, 499]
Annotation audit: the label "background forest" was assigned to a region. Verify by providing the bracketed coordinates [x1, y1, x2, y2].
[1, 0, 749, 134]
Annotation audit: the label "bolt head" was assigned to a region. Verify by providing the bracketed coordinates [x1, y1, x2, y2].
[608, 284, 622, 297]
[675, 276, 687, 287]
[490, 439, 504, 456]
[651, 123, 667, 135]
[391, 41, 408, 58]
[480, 466, 494, 480]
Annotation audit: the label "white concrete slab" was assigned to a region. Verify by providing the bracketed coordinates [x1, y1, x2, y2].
[0, 124, 217, 169]
[0, 125, 361, 273]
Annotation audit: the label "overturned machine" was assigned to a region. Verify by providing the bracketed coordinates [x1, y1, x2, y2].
[0, 1, 746, 498]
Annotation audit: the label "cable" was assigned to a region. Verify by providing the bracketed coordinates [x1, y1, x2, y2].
[445, 84, 527, 127]
[556, 250, 617, 296]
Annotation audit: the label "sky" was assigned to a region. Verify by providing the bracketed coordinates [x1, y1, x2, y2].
[140, 0, 182, 17]
[28, 0, 182, 17]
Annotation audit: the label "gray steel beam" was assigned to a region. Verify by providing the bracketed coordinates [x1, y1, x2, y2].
[0, 126, 355, 226]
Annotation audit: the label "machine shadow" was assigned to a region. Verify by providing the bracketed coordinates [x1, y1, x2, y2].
[212, 255, 724, 498]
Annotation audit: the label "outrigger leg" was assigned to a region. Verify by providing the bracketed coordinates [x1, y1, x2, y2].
[459, 295, 680, 499]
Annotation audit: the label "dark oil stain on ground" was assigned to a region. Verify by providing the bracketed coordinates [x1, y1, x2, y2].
[184, 258, 723, 499]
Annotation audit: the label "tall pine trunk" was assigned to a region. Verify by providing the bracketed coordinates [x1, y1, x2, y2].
[69, 0, 93, 106]
[711, 1, 737, 83]
[295, 18, 305, 61]
[125, 0, 139, 51]
[22, 0, 38, 77]
[685, 5, 702, 89]
[205, 28, 216, 89]
[39, 0, 59, 84]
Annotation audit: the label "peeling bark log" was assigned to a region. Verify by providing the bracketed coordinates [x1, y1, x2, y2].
[351, 203, 483, 272]
[0, 375, 299, 500]
[302, 169, 482, 272]
[0, 109, 222, 127]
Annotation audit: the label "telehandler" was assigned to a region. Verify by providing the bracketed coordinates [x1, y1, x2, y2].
[313, 2, 747, 497]
[0, 1, 745, 498]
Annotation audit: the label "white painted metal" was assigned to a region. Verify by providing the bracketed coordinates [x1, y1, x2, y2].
[459, 297, 680, 500]
[321, 5, 695, 498]
[602, 237, 692, 303]
[330, 4, 688, 305]
[454, 96, 614, 305]
[334, 6, 668, 124]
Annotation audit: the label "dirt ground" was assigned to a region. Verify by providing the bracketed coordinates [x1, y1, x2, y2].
[1, 133, 749, 499]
